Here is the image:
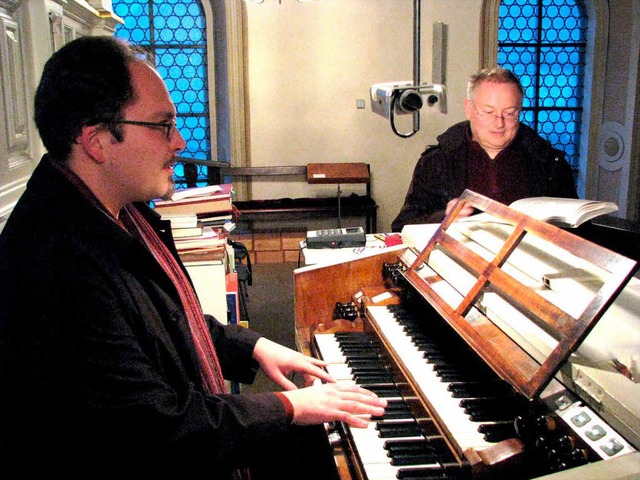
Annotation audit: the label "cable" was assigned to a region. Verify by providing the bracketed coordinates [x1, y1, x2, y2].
[390, 94, 419, 138]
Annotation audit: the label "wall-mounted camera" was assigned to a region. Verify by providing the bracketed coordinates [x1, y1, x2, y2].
[370, 81, 447, 120]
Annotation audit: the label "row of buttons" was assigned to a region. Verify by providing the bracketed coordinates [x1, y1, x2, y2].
[554, 393, 634, 459]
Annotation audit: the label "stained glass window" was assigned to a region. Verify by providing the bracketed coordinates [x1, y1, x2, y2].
[498, 0, 588, 170]
[112, 0, 211, 188]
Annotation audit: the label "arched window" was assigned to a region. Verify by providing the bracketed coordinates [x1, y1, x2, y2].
[112, 0, 212, 188]
[498, 0, 588, 171]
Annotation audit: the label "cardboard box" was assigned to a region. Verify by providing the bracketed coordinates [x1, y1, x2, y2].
[281, 228, 307, 250]
[284, 250, 301, 263]
[255, 250, 284, 264]
[253, 230, 282, 251]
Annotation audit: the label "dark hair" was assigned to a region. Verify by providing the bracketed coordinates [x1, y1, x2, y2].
[34, 36, 153, 162]
[466, 66, 525, 101]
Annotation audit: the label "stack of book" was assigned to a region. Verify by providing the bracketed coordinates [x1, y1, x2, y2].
[162, 213, 204, 239]
[160, 214, 225, 259]
[153, 183, 234, 218]
[175, 225, 227, 255]
[154, 183, 236, 263]
[154, 183, 236, 236]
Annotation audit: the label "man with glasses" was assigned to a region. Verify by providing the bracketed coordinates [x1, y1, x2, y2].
[0, 36, 386, 477]
[391, 67, 577, 231]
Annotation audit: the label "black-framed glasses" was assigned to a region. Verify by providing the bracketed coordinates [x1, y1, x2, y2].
[470, 99, 520, 123]
[107, 119, 177, 139]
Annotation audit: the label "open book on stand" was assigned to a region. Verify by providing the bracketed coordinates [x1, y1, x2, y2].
[461, 196, 618, 229]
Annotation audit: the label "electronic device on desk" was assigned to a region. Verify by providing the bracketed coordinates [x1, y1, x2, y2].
[306, 227, 366, 249]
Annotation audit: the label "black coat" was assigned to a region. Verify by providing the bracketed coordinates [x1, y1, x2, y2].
[391, 121, 578, 231]
[0, 157, 291, 476]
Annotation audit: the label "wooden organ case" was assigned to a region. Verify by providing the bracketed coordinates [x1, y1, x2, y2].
[294, 190, 640, 480]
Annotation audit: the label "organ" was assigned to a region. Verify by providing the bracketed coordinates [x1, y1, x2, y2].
[294, 189, 640, 480]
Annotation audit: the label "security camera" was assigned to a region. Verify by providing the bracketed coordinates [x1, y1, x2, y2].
[370, 82, 447, 120]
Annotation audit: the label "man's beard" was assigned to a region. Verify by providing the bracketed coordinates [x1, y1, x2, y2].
[160, 176, 176, 201]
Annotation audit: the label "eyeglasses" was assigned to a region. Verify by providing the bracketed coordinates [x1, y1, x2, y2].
[107, 119, 177, 139]
[470, 99, 520, 123]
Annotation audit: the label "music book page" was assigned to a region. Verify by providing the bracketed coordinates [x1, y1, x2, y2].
[461, 196, 619, 228]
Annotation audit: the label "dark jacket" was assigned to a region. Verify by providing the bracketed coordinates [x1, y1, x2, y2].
[0, 157, 290, 476]
[391, 121, 578, 231]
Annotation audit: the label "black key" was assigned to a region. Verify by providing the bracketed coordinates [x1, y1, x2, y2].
[478, 421, 517, 442]
[436, 372, 470, 382]
[354, 373, 393, 384]
[348, 365, 387, 374]
[372, 409, 411, 421]
[376, 421, 423, 438]
[391, 453, 439, 466]
[343, 350, 380, 361]
[385, 439, 435, 455]
[365, 385, 401, 398]
[385, 399, 412, 409]
[448, 381, 509, 398]
[372, 400, 412, 421]
[461, 398, 524, 421]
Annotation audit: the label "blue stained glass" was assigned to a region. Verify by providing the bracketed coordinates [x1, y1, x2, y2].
[194, 126, 206, 140]
[175, 29, 188, 42]
[160, 29, 173, 43]
[171, 91, 185, 104]
[176, 53, 189, 67]
[158, 3, 172, 16]
[515, 16, 528, 29]
[185, 117, 199, 128]
[184, 65, 197, 78]
[189, 29, 203, 42]
[521, 110, 535, 125]
[166, 16, 180, 29]
[186, 138, 201, 152]
[176, 78, 189, 91]
[547, 6, 559, 18]
[498, 0, 587, 171]
[185, 91, 197, 103]
[169, 66, 182, 79]
[113, 0, 212, 186]
[191, 77, 204, 92]
[183, 17, 195, 29]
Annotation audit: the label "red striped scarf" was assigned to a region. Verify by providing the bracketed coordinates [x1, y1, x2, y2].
[121, 204, 227, 394]
[124, 207, 254, 480]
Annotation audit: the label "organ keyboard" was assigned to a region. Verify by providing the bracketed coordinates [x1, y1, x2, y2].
[294, 190, 640, 480]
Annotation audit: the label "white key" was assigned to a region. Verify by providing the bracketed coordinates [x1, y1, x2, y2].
[314, 332, 453, 480]
[368, 305, 493, 451]
[326, 363, 353, 381]
[314, 333, 346, 363]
